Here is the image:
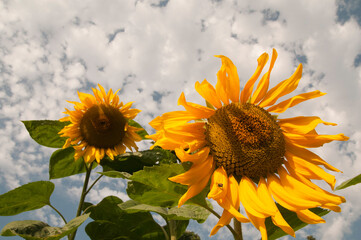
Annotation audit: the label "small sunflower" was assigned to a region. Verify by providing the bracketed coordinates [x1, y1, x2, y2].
[59, 84, 142, 164]
[148, 49, 349, 239]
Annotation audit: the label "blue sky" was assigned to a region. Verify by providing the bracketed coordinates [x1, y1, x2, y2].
[1, 0, 361, 239]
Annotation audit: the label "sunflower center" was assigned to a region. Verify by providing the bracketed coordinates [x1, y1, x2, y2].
[205, 102, 285, 180]
[80, 104, 126, 148]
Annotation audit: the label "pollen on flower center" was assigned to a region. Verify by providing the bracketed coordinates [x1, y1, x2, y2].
[80, 104, 127, 148]
[205, 102, 285, 180]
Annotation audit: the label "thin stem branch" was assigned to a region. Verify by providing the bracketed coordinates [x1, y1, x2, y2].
[168, 219, 177, 240]
[49, 203, 67, 224]
[233, 217, 243, 240]
[69, 162, 93, 240]
[85, 174, 103, 195]
[202, 204, 240, 239]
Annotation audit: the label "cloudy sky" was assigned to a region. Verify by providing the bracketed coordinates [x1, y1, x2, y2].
[1, 0, 361, 239]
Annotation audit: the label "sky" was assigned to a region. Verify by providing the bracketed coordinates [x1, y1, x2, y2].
[0, 0, 361, 239]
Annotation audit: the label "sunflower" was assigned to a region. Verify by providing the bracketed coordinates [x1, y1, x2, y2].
[148, 49, 349, 239]
[59, 84, 142, 164]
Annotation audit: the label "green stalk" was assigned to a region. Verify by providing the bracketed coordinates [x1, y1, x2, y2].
[168, 219, 177, 240]
[69, 162, 93, 240]
[49, 203, 67, 224]
[233, 217, 243, 240]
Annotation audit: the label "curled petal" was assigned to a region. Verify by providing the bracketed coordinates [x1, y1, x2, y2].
[279, 116, 337, 135]
[195, 80, 223, 109]
[208, 167, 229, 200]
[296, 209, 325, 224]
[259, 64, 303, 108]
[178, 92, 215, 119]
[240, 52, 269, 103]
[215, 55, 240, 103]
[267, 91, 326, 113]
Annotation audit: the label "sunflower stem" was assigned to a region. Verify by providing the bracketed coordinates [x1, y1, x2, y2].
[201, 203, 240, 239]
[168, 219, 177, 240]
[233, 218, 243, 240]
[69, 162, 93, 240]
[48, 203, 67, 224]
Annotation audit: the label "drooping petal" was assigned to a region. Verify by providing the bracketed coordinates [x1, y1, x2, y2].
[285, 142, 341, 172]
[267, 91, 326, 113]
[208, 167, 229, 200]
[195, 80, 223, 109]
[215, 55, 240, 103]
[296, 209, 325, 224]
[176, 158, 214, 207]
[267, 173, 321, 211]
[251, 48, 278, 104]
[259, 64, 303, 108]
[285, 151, 336, 189]
[178, 92, 215, 119]
[210, 210, 233, 236]
[279, 116, 337, 135]
[239, 176, 276, 218]
[175, 147, 210, 164]
[169, 155, 214, 186]
[240, 52, 269, 103]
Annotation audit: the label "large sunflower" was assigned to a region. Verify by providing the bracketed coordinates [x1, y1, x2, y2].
[59, 84, 142, 164]
[148, 49, 348, 239]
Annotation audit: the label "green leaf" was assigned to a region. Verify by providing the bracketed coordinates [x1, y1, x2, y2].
[128, 119, 150, 140]
[97, 171, 131, 179]
[49, 147, 97, 179]
[335, 173, 361, 190]
[266, 205, 329, 240]
[101, 148, 177, 174]
[86, 196, 165, 240]
[1, 214, 89, 240]
[22, 120, 70, 148]
[127, 163, 209, 208]
[119, 200, 210, 223]
[0, 181, 54, 216]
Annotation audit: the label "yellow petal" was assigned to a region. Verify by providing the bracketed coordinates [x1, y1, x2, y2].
[251, 48, 278, 104]
[246, 214, 268, 240]
[215, 55, 240, 103]
[208, 167, 229, 200]
[175, 147, 210, 164]
[285, 151, 336, 189]
[210, 210, 233, 236]
[279, 116, 337, 135]
[239, 177, 276, 218]
[267, 90, 326, 113]
[178, 92, 215, 119]
[285, 142, 341, 172]
[259, 64, 302, 108]
[169, 155, 214, 186]
[271, 212, 295, 237]
[267, 173, 320, 211]
[177, 164, 213, 207]
[195, 80, 223, 109]
[216, 196, 249, 223]
[284, 132, 349, 148]
[296, 209, 325, 224]
[240, 52, 269, 103]
[78, 92, 96, 108]
[278, 167, 344, 206]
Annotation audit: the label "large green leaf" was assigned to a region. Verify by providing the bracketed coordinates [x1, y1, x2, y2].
[266, 205, 329, 240]
[335, 173, 361, 190]
[128, 119, 150, 140]
[0, 181, 54, 216]
[22, 120, 70, 148]
[49, 147, 97, 179]
[86, 196, 165, 240]
[1, 214, 89, 240]
[127, 163, 209, 208]
[101, 148, 177, 174]
[119, 200, 210, 223]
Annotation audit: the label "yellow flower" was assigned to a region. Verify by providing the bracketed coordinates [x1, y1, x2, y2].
[59, 84, 142, 164]
[148, 49, 348, 239]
